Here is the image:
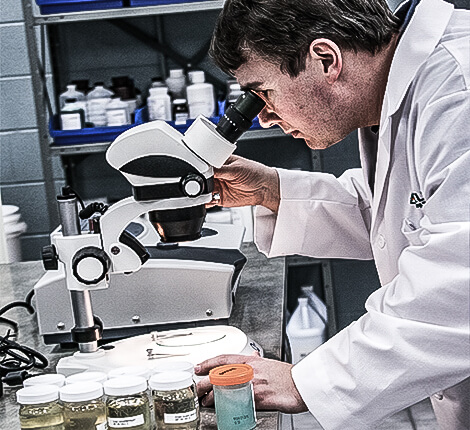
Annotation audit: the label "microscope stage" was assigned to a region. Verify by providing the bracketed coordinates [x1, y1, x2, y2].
[56, 325, 262, 377]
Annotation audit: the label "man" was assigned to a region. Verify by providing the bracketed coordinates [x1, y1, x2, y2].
[195, 0, 470, 429]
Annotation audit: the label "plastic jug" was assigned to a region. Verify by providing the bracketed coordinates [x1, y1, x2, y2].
[86, 82, 114, 127]
[59, 84, 86, 115]
[287, 294, 327, 364]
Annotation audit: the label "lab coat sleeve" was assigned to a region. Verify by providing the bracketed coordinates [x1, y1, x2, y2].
[254, 167, 374, 259]
[291, 92, 470, 429]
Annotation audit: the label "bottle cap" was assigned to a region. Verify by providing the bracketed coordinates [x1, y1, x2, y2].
[149, 87, 169, 96]
[59, 381, 103, 402]
[23, 373, 65, 388]
[149, 371, 193, 391]
[173, 99, 187, 105]
[151, 361, 194, 375]
[229, 83, 241, 90]
[17, 385, 59, 405]
[103, 376, 147, 396]
[189, 70, 205, 84]
[169, 69, 184, 78]
[108, 365, 152, 380]
[94, 82, 105, 87]
[64, 98, 78, 103]
[209, 364, 254, 386]
[66, 84, 77, 90]
[65, 371, 107, 385]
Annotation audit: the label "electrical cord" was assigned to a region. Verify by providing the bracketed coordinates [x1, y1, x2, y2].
[0, 290, 49, 396]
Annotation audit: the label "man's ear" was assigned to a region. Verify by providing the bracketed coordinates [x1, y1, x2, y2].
[309, 38, 342, 84]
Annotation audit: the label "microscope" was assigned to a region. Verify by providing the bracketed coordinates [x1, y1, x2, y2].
[37, 91, 266, 375]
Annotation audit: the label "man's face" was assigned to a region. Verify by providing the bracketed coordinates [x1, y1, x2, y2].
[235, 53, 349, 150]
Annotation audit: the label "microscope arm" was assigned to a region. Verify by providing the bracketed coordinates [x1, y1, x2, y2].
[99, 194, 212, 274]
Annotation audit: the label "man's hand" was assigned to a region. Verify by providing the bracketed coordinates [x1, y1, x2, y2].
[210, 155, 280, 213]
[195, 353, 308, 414]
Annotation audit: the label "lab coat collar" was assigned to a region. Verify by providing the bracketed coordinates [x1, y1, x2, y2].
[371, 0, 453, 235]
[382, 0, 454, 122]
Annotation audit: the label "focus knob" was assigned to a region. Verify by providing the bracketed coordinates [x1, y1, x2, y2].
[181, 173, 205, 197]
[72, 246, 111, 285]
[42, 245, 58, 270]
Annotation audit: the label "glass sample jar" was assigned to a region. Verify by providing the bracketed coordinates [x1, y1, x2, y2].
[151, 361, 199, 428]
[23, 373, 66, 388]
[149, 371, 199, 429]
[209, 364, 256, 430]
[104, 376, 151, 430]
[17, 384, 65, 430]
[59, 381, 107, 430]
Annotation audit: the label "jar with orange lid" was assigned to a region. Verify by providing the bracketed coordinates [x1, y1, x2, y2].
[209, 364, 256, 430]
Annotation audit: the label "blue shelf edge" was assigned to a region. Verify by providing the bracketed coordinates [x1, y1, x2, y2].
[50, 108, 263, 146]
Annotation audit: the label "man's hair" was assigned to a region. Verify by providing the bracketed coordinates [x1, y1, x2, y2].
[210, 0, 401, 77]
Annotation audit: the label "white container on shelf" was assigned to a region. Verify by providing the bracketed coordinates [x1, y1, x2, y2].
[105, 97, 131, 126]
[186, 70, 215, 119]
[86, 82, 113, 127]
[1, 205, 27, 263]
[165, 69, 186, 98]
[61, 98, 86, 130]
[147, 87, 172, 121]
[59, 84, 86, 108]
[59, 84, 87, 120]
[287, 295, 327, 364]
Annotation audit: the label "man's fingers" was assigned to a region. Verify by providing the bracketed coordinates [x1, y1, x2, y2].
[195, 354, 251, 375]
[200, 390, 214, 407]
[196, 375, 212, 398]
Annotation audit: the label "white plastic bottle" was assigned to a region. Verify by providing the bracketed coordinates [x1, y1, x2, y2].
[105, 96, 131, 126]
[286, 296, 326, 364]
[60, 98, 85, 130]
[165, 69, 186, 98]
[59, 84, 86, 109]
[147, 87, 172, 121]
[86, 82, 114, 127]
[227, 83, 243, 107]
[186, 70, 215, 119]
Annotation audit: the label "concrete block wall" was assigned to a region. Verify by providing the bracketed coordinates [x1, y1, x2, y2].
[0, 0, 65, 261]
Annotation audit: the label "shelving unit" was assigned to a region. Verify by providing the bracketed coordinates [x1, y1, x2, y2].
[22, 0, 293, 222]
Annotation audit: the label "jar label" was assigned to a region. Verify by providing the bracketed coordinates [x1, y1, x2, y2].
[107, 414, 144, 428]
[96, 423, 109, 430]
[164, 409, 197, 424]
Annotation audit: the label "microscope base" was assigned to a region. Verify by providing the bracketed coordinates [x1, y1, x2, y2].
[56, 325, 262, 377]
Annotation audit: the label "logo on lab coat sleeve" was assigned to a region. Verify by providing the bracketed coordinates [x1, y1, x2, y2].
[410, 192, 426, 208]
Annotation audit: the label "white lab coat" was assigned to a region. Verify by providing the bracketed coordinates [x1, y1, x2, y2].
[254, 0, 470, 428]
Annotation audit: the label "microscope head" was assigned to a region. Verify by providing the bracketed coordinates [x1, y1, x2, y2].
[106, 91, 265, 243]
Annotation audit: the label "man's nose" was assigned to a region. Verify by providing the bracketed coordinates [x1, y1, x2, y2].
[258, 106, 282, 128]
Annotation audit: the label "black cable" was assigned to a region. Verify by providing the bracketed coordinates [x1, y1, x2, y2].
[0, 331, 48, 393]
[25, 289, 35, 308]
[0, 301, 35, 318]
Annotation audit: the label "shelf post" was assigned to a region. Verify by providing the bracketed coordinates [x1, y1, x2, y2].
[22, 0, 60, 229]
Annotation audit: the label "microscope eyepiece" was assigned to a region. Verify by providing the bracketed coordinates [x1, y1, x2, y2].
[215, 91, 265, 143]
